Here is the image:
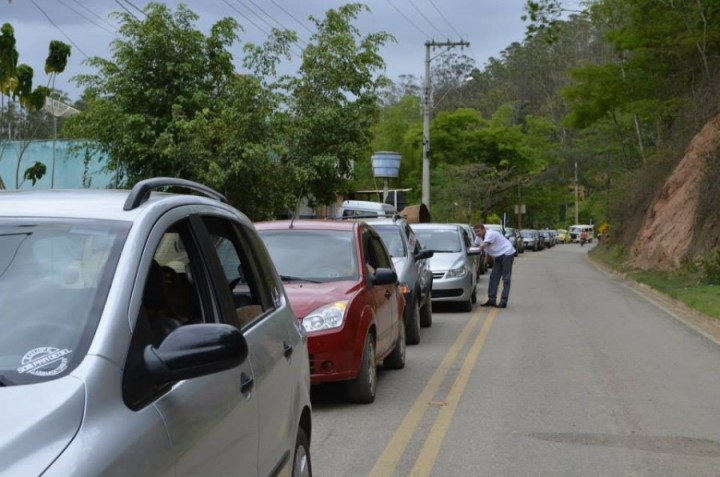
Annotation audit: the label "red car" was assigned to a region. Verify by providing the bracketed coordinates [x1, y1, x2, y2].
[255, 220, 406, 403]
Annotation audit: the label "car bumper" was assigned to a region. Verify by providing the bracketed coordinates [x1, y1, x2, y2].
[429, 272, 474, 302]
[307, 332, 359, 384]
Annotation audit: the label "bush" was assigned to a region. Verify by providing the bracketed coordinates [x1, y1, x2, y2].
[700, 246, 720, 284]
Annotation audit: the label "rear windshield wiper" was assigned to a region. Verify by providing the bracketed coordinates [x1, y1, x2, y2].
[280, 275, 322, 283]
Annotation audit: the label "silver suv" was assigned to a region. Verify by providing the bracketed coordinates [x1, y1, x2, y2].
[0, 178, 312, 477]
[366, 217, 434, 344]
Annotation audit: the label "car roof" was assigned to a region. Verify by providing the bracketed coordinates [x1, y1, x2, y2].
[363, 217, 405, 226]
[254, 219, 359, 232]
[0, 181, 243, 224]
[410, 223, 461, 231]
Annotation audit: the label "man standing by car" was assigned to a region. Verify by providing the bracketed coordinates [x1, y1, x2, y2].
[474, 224, 516, 308]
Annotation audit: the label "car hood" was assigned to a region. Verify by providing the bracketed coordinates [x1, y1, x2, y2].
[284, 281, 361, 319]
[428, 252, 464, 272]
[0, 376, 85, 475]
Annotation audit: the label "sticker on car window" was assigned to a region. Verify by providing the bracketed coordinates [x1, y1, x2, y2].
[17, 347, 72, 377]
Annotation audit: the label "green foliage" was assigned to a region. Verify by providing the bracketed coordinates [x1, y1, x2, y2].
[23, 161, 47, 185]
[0, 23, 18, 95]
[700, 246, 720, 285]
[44, 40, 71, 74]
[284, 3, 393, 206]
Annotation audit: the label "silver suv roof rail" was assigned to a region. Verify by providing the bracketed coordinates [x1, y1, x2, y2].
[124, 177, 228, 211]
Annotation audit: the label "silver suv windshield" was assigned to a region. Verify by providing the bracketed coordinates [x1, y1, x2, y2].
[259, 230, 359, 282]
[0, 219, 129, 386]
[413, 229, 462, 253]
[373, 225, 406, 258]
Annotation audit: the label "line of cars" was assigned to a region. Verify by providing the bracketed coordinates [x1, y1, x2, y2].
[0, 179, 502, 475]
[254, 216, 486, 407]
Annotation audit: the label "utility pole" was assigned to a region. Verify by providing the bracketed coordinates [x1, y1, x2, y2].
[422, 39, 470, 210]
[574, 160, 579, 224]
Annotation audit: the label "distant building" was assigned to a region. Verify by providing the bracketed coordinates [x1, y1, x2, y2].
[0, 140, 115, 190]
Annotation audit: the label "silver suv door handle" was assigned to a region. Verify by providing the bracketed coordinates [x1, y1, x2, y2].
[240, 372, 254, 397]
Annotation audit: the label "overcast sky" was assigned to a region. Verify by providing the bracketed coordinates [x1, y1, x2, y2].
[3, 0, 545, 101]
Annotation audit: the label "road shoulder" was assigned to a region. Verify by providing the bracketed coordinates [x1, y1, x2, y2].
[587, 254, 720, 348]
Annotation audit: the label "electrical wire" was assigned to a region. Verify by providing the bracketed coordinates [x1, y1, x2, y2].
[245, 0, 308, 46]
[385, 0, 431, 38]
[54, 0, 117, 36]
[30, 0, 90, 59]
[70, 0, 118, 31]
[428, 0, 464, 39]
[113, 0, 140, 21]
[407, 0, 447, 38]
[122, 0, 146, 17]
[222, 0, 303, 58]
[269, 0, 314, 35]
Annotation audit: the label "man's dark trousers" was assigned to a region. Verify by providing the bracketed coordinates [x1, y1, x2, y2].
[488, 253, 514, 304]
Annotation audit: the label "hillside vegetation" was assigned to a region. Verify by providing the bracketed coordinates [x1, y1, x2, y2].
[364, 0, 720, 280]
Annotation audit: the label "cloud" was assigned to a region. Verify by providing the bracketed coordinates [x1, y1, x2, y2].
[2, 0, 535, 100]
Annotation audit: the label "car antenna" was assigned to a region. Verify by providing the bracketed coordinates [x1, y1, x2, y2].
[289, 186, 304, 229]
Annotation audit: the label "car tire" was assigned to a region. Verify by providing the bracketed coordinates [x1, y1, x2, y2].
[347, 335, 376, 403]
[471, 284, 477, 304]
[292, 427, 312, 477]
[420, 300, 433, 328]
[384, 319, 406, 370]
[405, 298, 421, 345]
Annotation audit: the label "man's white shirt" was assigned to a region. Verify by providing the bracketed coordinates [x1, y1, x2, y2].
[475, 229, 515, 257]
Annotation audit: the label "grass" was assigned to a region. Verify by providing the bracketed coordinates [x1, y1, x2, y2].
[590, 244, 720, 321]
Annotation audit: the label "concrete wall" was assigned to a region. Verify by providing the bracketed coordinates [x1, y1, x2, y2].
[0, 140, 115, 190]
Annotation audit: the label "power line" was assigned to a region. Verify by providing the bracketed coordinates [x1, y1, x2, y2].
[70, 0, 118, 31]
[31, 0, 90, 60]
[407, 0, 447, 39]
[222, 0, 302, 58]
[385, 0, 431, 38]
[269, 0, 314, 35]
[54, 0, 116, 36]
[245, 0, 308, 46]
[113, 0, 140, 21]
[122, 0, 146, 17]
[427, 0, 464, 39]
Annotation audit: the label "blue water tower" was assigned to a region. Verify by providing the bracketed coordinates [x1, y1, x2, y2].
[371, 151, 402, 178]
[371, 151, 402, 205]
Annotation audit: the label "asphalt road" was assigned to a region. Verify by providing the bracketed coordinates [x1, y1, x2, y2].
[310, 244, 720, 476]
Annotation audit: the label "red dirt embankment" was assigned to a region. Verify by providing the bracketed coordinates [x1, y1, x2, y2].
[629, 113, 720, 270]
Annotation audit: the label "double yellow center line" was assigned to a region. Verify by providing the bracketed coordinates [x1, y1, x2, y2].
[370, 307, 498, 477]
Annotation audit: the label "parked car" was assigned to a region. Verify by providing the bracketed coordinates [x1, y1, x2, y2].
[556, 228, 571, 243]
[520, 228, 542, 251]
[504, 227, 525, 255]
[0, 178, 312, 477]
[334, 200, 395, 218]
[540, 230, 554, 248]
[256, 219, 405, 403]
[410, 223, 482, 312]
[367, 217, 434, 344]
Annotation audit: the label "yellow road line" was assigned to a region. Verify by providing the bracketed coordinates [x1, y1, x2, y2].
[369, 307, 485, 477]
[410, 308, 498, 477]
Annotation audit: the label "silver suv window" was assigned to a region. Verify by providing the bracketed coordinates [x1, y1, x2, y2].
[0, 219, 128, 385]
[373, 225, 407, 257]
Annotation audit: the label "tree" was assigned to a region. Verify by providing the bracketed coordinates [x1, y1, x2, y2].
[0, 22, 69, 188]
[282, 3, 393, 206]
